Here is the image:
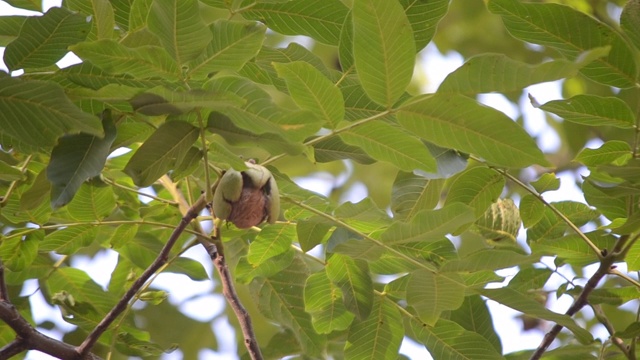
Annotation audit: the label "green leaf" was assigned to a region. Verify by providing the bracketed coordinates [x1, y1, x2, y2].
[578, 286, 640, 306]
[311, 136, 374, 164]
[66, 181, 117, 221]
[60, 62, 165, 90]
[110, 0, 133, 31]
[129, 87, 243, 116]
[400, 0, 450, 51]
[47, 115, 117, 209]
[71, 40, 180, 80]
[326, 254, 374, 320]
[124, 121, 199, 187]
[478, 287, 593, 343]
[487, 0, 638, 88]
[397, 94, 549, 168]
[353, 0, 415, 107]
[340, 121, 436, 173]
[438, 49, 608, 96]
[407, 270, 465, 325]
[4, 253, 53, 285]
[0, 160, 24, 181]
[0, 16, 26, 46]
[621, 0, 640, 51]
[531, 233, 615, 267]
[445, 167, 505, 218]
[4, 0, 40, 11]
[274, 61, 344, 129]
[304, 271, 355, 334]
[241, 0, 348, 45]
[441, 249, 534, 273]
[537, 95, 636, 129]
[296, 216, 334, 252]
[575, 141, 632, 166]
[39, 225, 98, 255]
[109, 224, 139, 249]
[0, 77, 103, 150]
[251, 257, 326, 355]
[236, 250, 295, 284]
[248, 223, 296, 266]
[391, 172, 444, 221]
[205, 76, 322, 142]
[508, 267, 553, 292]
[530, 173, 561, 193]
[4, 7, 90, 70]
[139, 290, 169, 305]
[410, 318, 504, 360]
[0, 231, 40, 271]
[187, 20, 266, 79]
[20, 168, 51, 211]
[519, 194, 545, 228]
[147, 0, 212, 66]
[381, 203, 475, 244]
[449, 295, 502, 353]
[345, 296, 403, 359]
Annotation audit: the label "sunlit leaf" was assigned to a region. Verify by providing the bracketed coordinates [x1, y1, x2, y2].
[326, 254, 373, 320]
[0, 230, 40, 271]
[340, 121, 436, 173]
[40, 225, 98, 255]
[248, 223, 296, 266]
[530, 173, 560, 193]
[478, 287, 593, 343]
[537, 95, 636, 129]
[274, 61, 344, 129]
[241, 0, 348, 45]
[304, 271, 355, 333]
[397, 94, 549, 168]
[407, 270, 465, 325]
[449, 295, 502, 353]
[575, 141, 632, 166]
[345, 296, 403, 359]
[391, 172, 444, 221]
[445, 167, 504, 218]
[353, 0, 415, 107]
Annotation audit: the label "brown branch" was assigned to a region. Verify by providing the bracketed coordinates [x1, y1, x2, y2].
[590, 304, 631, 358]
[0, 261, 8, 302]
[0, 339, 27, 359]
[0, 301, 101, 359]
[530, 236, 629, 360]
[75, 196, 207, 358]
[161, 176, 263, 359]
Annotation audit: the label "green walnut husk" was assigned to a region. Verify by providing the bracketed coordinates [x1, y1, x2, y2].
[212, 161, 280, 229]
[474, 198, 521, 246]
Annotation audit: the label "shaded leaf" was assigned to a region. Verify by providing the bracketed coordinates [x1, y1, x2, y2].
[47, 114, 117, 208]
[391, 172, 444, 221]
[575, 140, 632, 166]
[304, 271, 355, 334]
[0, 77, 103, 150]
[0, 230, 40, 271]
[248, 223, 296, 266]
[311, 136, 374, 164]
[621, 0, 640, 51]
[4, 7, 90, 70]
[188, 20, 266, 79]
[487, 0, 637, 88]
[124, 121, 199, 187]
[147, 0, 212, 65]
[449, 295, 502, 353]
[40, 225, 98, 255]
[400, 0, 450, 51]
[66, 181, 117, 221]
[530, 173, 560, 193]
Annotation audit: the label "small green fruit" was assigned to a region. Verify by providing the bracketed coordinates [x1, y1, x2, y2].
[212, 161, 280, 229]
[475, 198, 521, 245]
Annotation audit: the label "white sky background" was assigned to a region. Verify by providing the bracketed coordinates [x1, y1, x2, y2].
[0, 1, 616, 359]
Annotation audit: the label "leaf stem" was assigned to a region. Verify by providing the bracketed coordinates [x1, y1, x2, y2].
[0, 155, 32, 206]
[610, 269, 640, 289]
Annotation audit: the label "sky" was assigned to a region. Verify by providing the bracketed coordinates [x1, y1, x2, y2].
[0, 1, 612, 359]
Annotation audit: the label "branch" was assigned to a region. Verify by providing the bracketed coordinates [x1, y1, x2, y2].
[0, 301, 101, 359]
[161, 176, 263, 359]
[590, 304, 631, 358]
[529, 234, 629, 360]
[0, 261, 8, 302]
[75, 195, 207, 358]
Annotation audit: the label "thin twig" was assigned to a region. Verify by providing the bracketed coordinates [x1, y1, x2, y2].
[610, 269, 640, 289]
[75, 196, 207, 358]
[590, 304, 630, 358]
[0, 261, 8, 302]
[0, 339, 28, 359]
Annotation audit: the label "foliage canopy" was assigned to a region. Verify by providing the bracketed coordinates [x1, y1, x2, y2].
[1, 0, 640, 359]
